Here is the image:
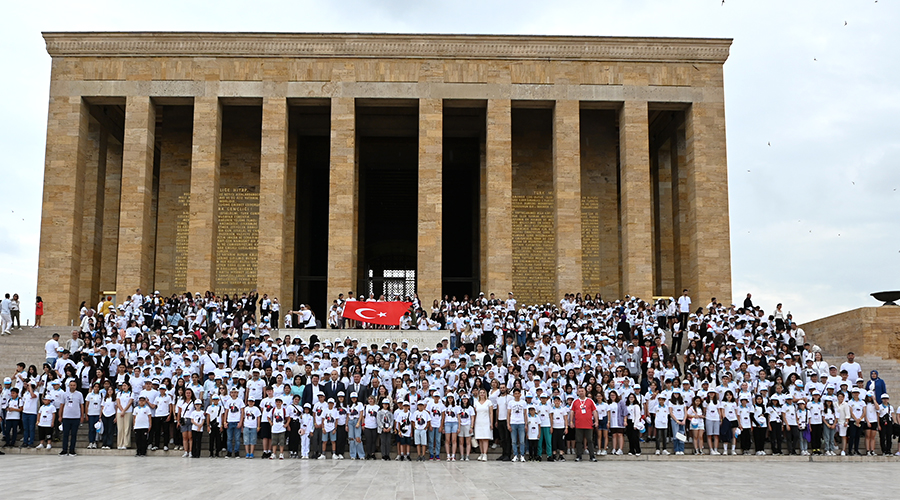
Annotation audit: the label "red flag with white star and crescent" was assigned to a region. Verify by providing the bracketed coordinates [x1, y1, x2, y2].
[342, 301, 412, 326]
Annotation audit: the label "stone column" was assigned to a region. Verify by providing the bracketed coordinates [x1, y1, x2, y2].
[186, 96, 221, 294]
[618, 101, 653, 300]
[417, 98, 443, 304]
[36, 96, 89, 325]
[685, 101, 732, 305]
[655, 141, 676, 296]
[326, 97, 357, 307]
[116, 96, 157, 300]
[553, 100, 582, 298]
[671, 127, 688, 294]
[258, 96, 289, 304]
[100, 140, 123, 294]
[79, 120, 108, 306]
[483, 99, 513, 296]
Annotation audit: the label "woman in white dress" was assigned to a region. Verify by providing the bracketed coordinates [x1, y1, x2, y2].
[472, 389, 494, 461]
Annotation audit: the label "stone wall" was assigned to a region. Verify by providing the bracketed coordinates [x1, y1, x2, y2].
[804, 306, 900, 360]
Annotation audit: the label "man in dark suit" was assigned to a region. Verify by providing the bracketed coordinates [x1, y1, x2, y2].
[322, 370, 345, 400]
[301, 374, 322, 406]
[346, 372, 368, 402]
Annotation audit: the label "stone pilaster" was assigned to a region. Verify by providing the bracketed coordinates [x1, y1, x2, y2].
[36, 96, 89, 325]
[79, 120, 107, 306]
[116, 95, 156, 301]
[483, 99, 513, 296]
[553, 100, 582, 298]
[326, 96, 358, 308]
[655, 141, 676, 297]
[186, 96, 221, 294]
[100, 140, 123, 294]
[618, 100, 653, 300]
[417, 98, 443, 303]
[258, 96, 289, 303]
[685, 100, 732, 305]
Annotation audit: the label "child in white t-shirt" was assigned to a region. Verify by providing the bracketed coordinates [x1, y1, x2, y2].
[300, 403, 314, 459]
[36, 395, 56, 449]
[413, 401, 430, 461]
[526, 406, 541, 461]
[242, 399, 262, 459]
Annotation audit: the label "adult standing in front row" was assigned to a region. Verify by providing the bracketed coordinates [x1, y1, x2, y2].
[570, 386, 598, 462]
[58, 380, 85, 456]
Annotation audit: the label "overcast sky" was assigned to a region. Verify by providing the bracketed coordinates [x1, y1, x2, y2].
[0, 0, 897, 324]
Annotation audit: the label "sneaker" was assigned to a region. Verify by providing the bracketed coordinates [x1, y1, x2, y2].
[118, 446, 125, 450]
[163, 446, 168, 451]
[590, 457, 598, 462]
[840, 451, 846, 456]
[711, 449, 720, 455]
[36, 444, 44, 449]
[663, 450, 670, 455]
[599, 450, 607, 456]
[615, 449, 623, 455]
[248, 454, 254, 459]
[101, 446, 110, 450]
[59, 451, 67, 456]
[574, 457, 581, 462]
[558, 455, 566, 462]
[182, 452, 189, 458]
[655, 450, 660, 455]
[676, 451, 684, 455]
[512, 456, 519, 462]
[270, 454, 275, 460]
[317, 455, 325, 460]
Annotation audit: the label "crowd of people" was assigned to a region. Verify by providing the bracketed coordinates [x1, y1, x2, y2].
[1, 288, 899, 461]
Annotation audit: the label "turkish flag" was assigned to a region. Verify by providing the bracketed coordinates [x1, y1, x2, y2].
[342, 301, 412, 326]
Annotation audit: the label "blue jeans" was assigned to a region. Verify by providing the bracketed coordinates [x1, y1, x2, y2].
[87, 415, 100, 443]
[62, 418, 80, 454]
[348, 419, 364, 459]
[226, 422, 240, 453]
[5, 418, 19, 445]
[510, 423, 526, 457]
[428, 427, 442, 456]
[46, 358, 57, 369]
[22, 413, 37, 446]
[670, 420, 686, 453]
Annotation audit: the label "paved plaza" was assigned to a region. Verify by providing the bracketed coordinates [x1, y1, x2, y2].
[1, 455, 896, 499]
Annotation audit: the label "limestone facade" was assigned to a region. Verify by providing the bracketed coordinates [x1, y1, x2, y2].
[36, 32, 733, 325]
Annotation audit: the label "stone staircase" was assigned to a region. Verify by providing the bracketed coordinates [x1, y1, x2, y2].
[0, 326, 74, 377]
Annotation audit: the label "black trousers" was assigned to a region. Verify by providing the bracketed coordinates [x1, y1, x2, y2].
[311, 428, 322, 458]
[770, 422, 783, 454]
[336, 425, 347, 455]
[288, 421, 302, 453]
[625, 422, 641, 455]
[810, 423, 823, 451]
[151, 417, 169, 448]
[498, 420, 512, 458]
[848, 423, 861, 454]
[753, 427, 767, 453]
[364, 427, 378, 457]
[135, 428, 149, 455]
[739, 428, 752, 451]
[208, 423, 221, 456]
[880, 417, 893, 454]
[785, 426, 800, 454]
[574, 428, 595, 459]
[552, 428, 566, 452]
[191, 430, 203, 457]
[528, 439, 538, 459]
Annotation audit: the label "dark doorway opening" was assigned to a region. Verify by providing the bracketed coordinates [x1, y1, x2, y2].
[357, 103, 419, 299]
[292, 104, 330, 311]
[442, 104, 484, 300]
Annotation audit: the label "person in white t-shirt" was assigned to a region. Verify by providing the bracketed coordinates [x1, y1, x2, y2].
[242, 398, 262, 459]
[132, 396, 153, 456]
[189, 401, 205, 458]
[269, 398, 290, 460]
[36, 394, 56, 450]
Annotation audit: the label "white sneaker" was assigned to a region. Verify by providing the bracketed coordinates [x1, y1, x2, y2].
[337, 454, 344, 460]
[182, 452, 189, 458]
[663, 450, 670, 455]
[491, 443, 497, 449]
[615, 449, 623, 455]
[163, 446, 168, 451]
[36, 444, 44, 449]
[711, 449, 720, 455]
[317, 455, 325, 460]
[599, 450, 607, 456]
[46, 444, 51, 450]
[840, 451, 846, 456]
[655, 450, 660, 455]
[676, 451, 684, 455]
[334, 454, 340, 460]
[118, 446, 125, 450]
[279, 453, 284, 459]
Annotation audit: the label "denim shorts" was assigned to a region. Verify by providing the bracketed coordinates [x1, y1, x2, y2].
[597, 417, 608, 431]
[322, 431, 337, 442]
[242, 427, 258, 445]
[414, 429, 427, 445]
[444, 421, 459, 434]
